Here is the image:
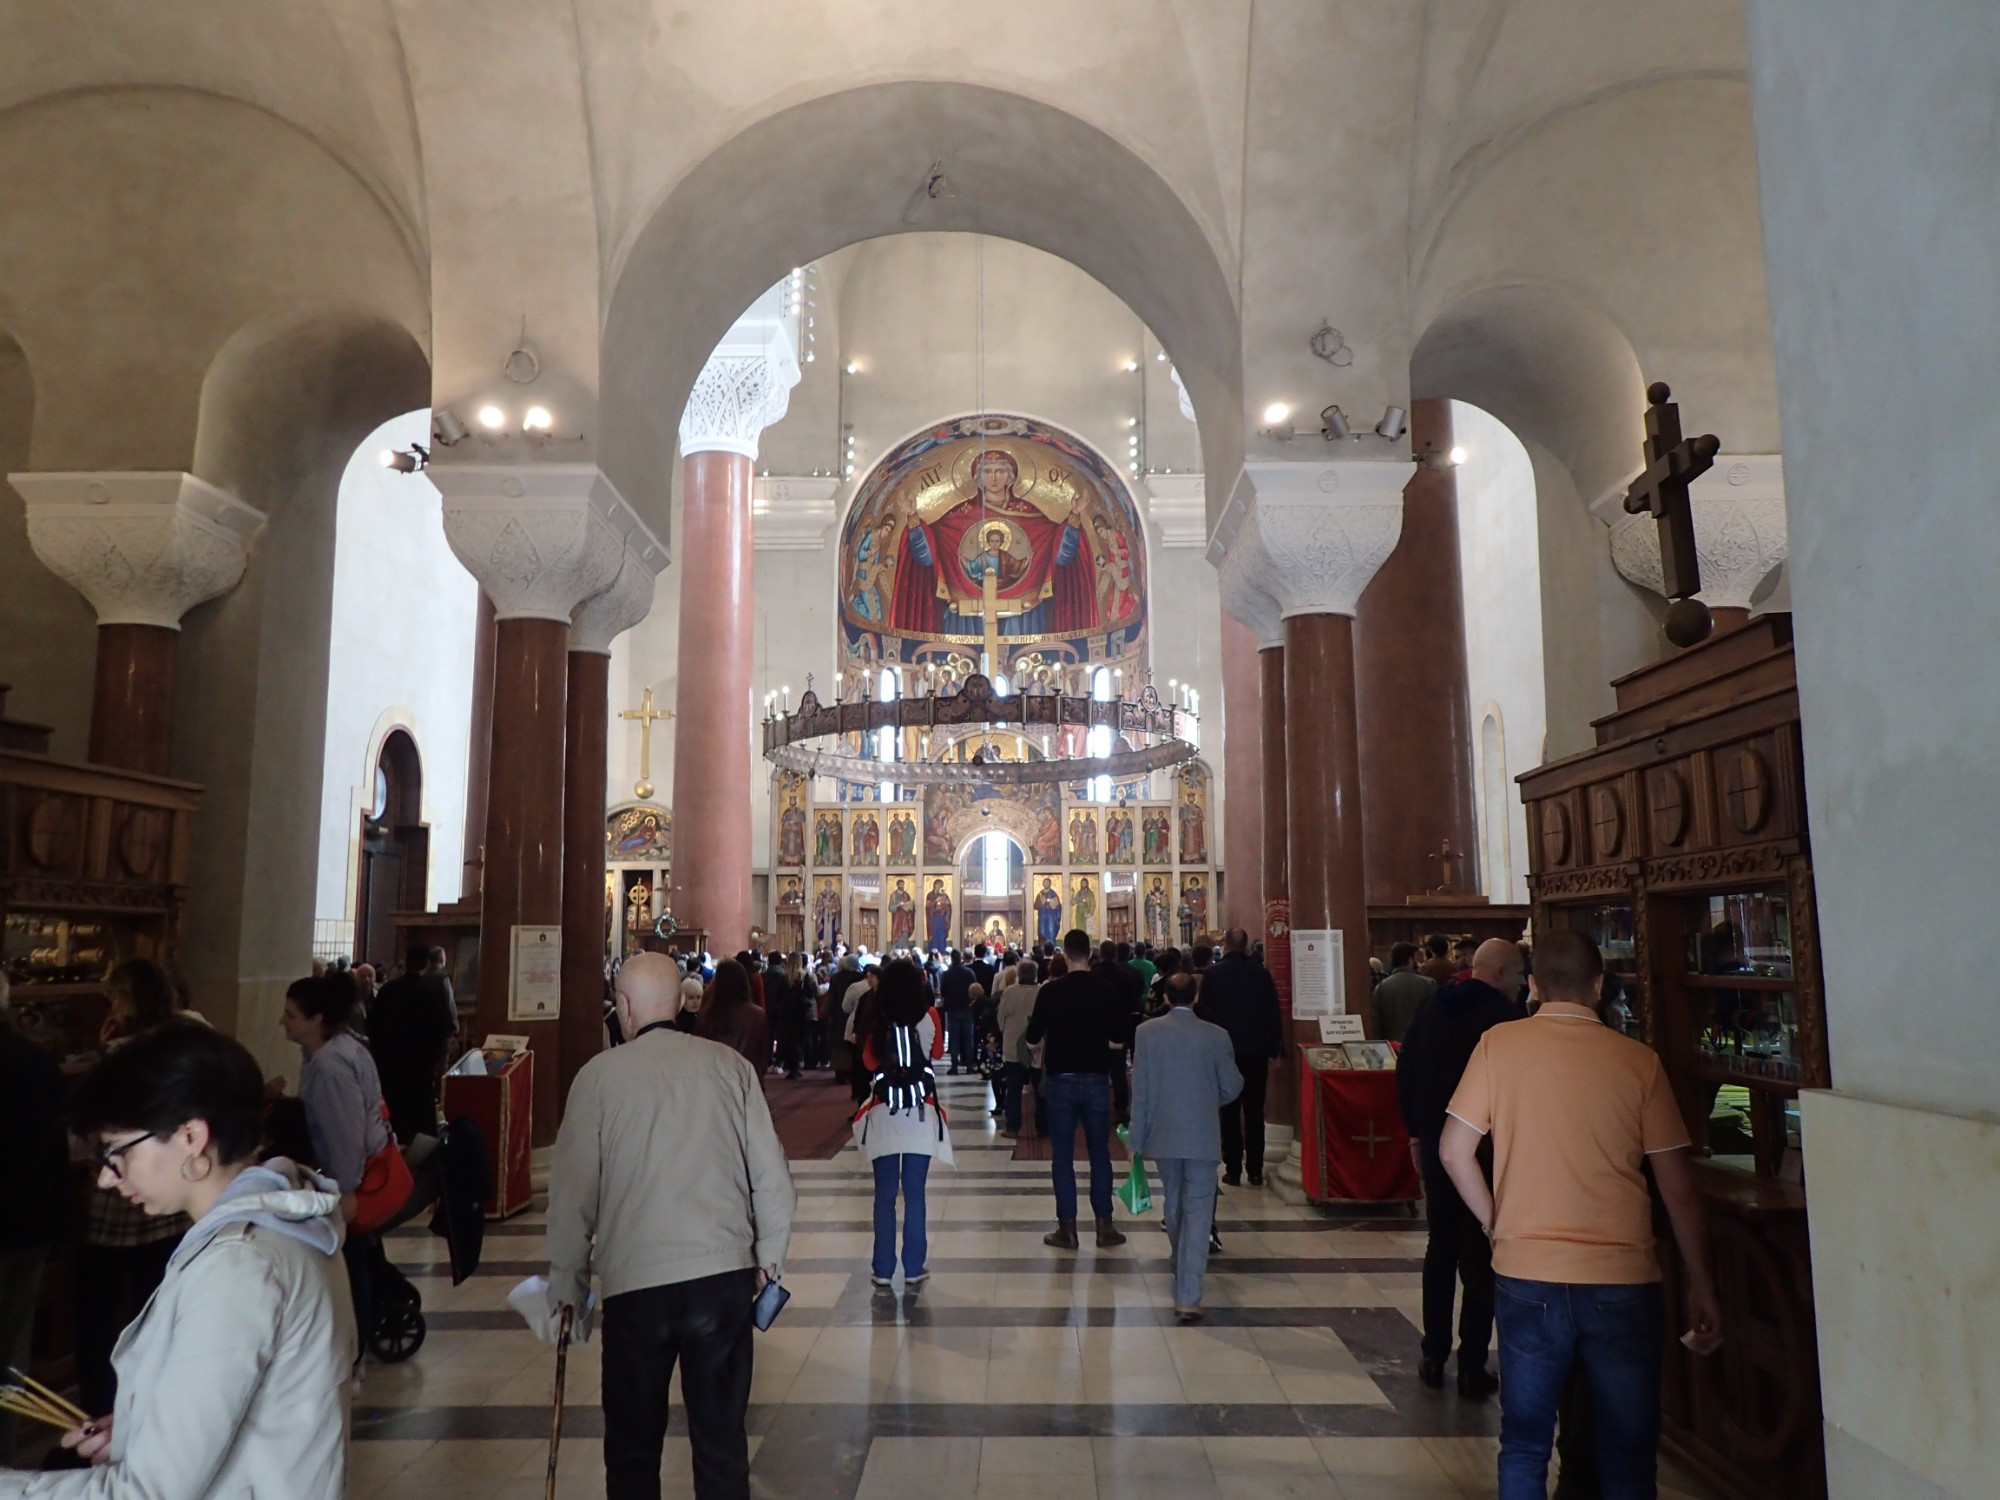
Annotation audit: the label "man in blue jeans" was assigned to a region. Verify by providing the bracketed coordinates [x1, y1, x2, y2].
[1438, 930, 1721, 1499]
[1024, 928, 1128, 1250]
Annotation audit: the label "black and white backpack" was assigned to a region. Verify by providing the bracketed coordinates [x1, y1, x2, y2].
[870, 1018, 941, 1123]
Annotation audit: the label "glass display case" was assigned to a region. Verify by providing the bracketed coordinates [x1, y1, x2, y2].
[1683, 888, 1802, 1085]
[1556, 901, 1643, 1040]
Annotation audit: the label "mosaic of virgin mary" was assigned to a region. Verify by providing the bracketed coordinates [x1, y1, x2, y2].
[838, 415, 1147, 666]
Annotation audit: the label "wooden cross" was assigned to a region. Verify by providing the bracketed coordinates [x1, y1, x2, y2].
[1623, 381, 1721, 602]
[1427, 839, 1461, 894]
[619, 687, 674, 800]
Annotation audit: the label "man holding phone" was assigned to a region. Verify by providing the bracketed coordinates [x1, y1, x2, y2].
[1438, 930, 1721, 1500]
[548, 952, 796, 1500]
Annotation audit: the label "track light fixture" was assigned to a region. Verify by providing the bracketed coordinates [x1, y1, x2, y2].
[1375, 405, 1408, 442]
[432, 408, 468, 445]
[379, 444, 430, 474]
[1320, 405, 1352, 441]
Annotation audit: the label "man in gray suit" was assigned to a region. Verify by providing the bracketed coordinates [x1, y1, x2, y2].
[1128, 972, 1242, 1321]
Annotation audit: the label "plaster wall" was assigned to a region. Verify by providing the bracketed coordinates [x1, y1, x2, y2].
[1745, 2, 2000, 1490]
[1452, 402, 1543, 904]
[0, 336, 94, 757]
[0, 88, 426, 471]
[311, 410, 479, 932]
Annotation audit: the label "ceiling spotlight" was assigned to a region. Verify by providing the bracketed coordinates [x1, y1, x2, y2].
[379, 446, 426, 474]
[1375, 405, 1408, 441]
[845, 362, 860, 375]
[1127, 417, 1138, 428]
[1450, 445, 1468, 466]
[377, 448, 400, 469]
[1123, 359, 1140, 373]
[1155, 350, 1168, 361]
[1320, 405, 1352, 441]
[477, 405, 506, 431]
[1262, 402, 1291, 425]
[432, 408, 467, 445]
[522, 406, 553, 431]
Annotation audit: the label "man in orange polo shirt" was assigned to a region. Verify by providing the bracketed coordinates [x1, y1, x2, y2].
[1439, 930, 1721, 1500]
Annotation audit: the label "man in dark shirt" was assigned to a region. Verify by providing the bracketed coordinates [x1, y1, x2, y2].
[1091, 940, 1144, 1123]
[1192, 928, 1286, 1186]
[0, 980, 68, 1452]
[938, 950, 976, 1075]
[370, 943, 461, 1143]
[1025, 928, 1129, 1250]
[1395, 938, 1527, 1398]
[1417, 933, 1458, 984]
[969, 942, 997, 998]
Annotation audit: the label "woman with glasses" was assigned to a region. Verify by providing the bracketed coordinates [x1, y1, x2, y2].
[1, 1022, 353, 1498]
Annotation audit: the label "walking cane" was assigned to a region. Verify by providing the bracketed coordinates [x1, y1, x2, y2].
[545, 1305, 574, 1500]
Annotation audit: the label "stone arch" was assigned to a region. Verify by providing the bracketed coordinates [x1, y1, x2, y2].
[175, 304, 433, 1060]
[599, 81, 1241, 537]
[1411, 283, 1657, 758]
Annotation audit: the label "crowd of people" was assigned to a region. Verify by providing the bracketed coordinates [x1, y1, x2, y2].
[0, 918, 1718, 1500]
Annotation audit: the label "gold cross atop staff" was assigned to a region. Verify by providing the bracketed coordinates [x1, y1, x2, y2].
[620, 687, 674, 800]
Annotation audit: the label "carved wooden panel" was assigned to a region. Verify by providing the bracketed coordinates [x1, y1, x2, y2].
[1650, 765, 1693, 851]
[21, 791, 87, 876]
[1590, 781, 1628, 862]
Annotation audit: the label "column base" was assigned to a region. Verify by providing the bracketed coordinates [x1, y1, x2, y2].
[1261, 1121, 1295, 1172]
[1265, 1140, 1311, 1206]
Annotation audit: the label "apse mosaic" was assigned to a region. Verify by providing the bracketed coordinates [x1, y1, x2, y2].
[838, 413, 1148, 677]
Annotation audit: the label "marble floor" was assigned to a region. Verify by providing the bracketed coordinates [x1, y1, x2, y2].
[353, 1071, 1722, 1500]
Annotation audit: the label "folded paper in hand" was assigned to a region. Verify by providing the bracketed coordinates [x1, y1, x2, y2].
[508, 1275, 596, 1344]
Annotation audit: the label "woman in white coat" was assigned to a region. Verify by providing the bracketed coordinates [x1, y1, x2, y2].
[851, 958, 952, 1288]
[0, 1021, 353, 1500]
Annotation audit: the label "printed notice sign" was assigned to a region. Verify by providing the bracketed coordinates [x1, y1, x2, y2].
[1317, 1014, 1366, 1044]
[508, 925, 562, 1021]
[1291, 928, 1344, 1018]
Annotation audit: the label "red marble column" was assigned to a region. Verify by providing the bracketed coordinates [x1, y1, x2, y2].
[1259, 642, 1296, 1138]
[461, 592, 497, 902]
[478, 617, 569, 1143]
[1354, 399, 1479, 901]
[559, 648, 609, 1108]
[89, 624, 177, 775]
[1219, 613, 1264, 929]
[668, 450, 755, 950]
[1285, 613, 1375, 1029]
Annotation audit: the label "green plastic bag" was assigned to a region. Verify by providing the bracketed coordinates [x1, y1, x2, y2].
[1115, 1124, 1154, 1215]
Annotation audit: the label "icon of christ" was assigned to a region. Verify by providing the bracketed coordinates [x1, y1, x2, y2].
[888, 449, 1100, 636]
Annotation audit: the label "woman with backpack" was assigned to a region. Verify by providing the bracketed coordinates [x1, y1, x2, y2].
[851, 958, 951, 1288]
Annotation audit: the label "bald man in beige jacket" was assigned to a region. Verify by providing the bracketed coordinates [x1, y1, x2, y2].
[548, 952, 796, 1500]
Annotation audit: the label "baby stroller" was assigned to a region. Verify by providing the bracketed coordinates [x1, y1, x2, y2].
[367, 1116, 493, 1363]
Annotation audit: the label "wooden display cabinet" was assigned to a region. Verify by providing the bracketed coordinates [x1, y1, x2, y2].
[1, 748, 201, 1066]
[1519, 615, 1828, 1500]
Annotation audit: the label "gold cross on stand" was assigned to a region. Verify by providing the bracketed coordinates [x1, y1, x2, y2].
[620, 687, 675, 800]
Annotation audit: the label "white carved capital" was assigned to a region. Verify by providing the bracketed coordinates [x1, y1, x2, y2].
[434, 464, 641, 623]
[1592, 454, 1788, 613]
[1141, 473, 1205, 549]
[569, 536, 664, 655]
[680, 305, 801, 461]
[1223, 460, 1407, 620]
[10, 471, 266, 629]
[752, 475, 841, 551]
[1217, 539, 1284, 649]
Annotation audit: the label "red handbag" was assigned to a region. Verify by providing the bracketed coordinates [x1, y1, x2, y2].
[350, 1101, 414, 1234]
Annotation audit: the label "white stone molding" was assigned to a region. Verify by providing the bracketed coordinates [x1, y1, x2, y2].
[1141, 472, 1206, 549]
[569, 513, 669, 655]
[1220, 459, 1408, 620]
[679, 298, 801, 461]
[752, 475, 841, 551]
[434, 463, 644, 623]
[10, 471, 266, 629]
[1592, 454, 1788, 613]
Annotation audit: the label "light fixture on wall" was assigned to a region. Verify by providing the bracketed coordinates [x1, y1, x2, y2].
[522, 406, 553, 432]
[378, 445, 429, 474]
[1320, 405, 1352, 441]
[1375, 405, 1408, 442]
[432, 408, 468, 446]
[477, 405, 507, 431]
[1415, 440, 1468, 471]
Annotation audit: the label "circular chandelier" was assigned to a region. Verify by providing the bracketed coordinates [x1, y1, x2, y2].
[761, 671, 1197, 786]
